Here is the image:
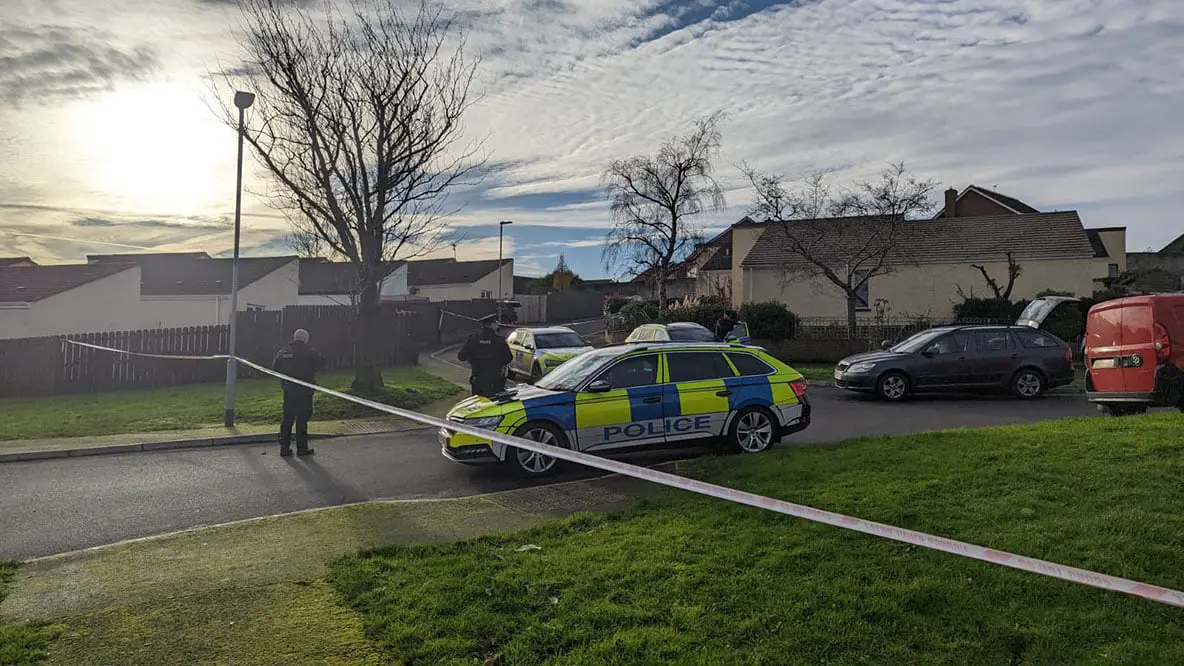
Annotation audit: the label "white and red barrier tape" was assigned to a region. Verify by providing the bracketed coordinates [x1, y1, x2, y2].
[60, 338, 1184, 609]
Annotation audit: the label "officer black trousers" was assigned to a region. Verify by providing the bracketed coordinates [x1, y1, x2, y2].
[471, 373, 505, 398]
[280, 393, 314, 451]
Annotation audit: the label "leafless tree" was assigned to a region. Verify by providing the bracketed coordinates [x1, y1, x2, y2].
[971, 252, 1023, 301]
[602, 112, 726, 312]
[213, 0, 484, 390]
[747, 161, 937, 335]
[739, 163, 835, 221]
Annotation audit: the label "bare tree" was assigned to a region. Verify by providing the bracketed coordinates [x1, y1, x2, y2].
[971, 252, 1023, 301]
[740, 163, 834, 221]
[602, 112, 726, 312]
[748, 162, 937, 335]
[214, 0, 484, 390]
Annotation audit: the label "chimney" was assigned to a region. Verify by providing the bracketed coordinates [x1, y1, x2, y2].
[944, 187, 958, 218]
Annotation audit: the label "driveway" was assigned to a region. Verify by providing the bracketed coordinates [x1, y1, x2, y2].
[0, 389, 1096, 559]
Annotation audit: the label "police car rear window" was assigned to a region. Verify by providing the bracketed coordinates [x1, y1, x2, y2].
[726, 353, 774, 376]
[667, 352, 735, 382]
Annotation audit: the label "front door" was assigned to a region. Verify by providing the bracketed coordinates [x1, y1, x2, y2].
[915, 331, 971, 387]
[968, 329, 1020, 386]
[574, 354, 663, 452]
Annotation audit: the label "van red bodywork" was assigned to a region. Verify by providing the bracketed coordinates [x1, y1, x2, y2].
[1084, 294, 1184, 413]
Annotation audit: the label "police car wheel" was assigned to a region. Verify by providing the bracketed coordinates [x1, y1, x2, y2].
[727, 407, 776, 454]
[507, 421, 566, 476]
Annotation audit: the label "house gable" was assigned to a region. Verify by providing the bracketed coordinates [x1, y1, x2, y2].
[934, 185, 1041, 219]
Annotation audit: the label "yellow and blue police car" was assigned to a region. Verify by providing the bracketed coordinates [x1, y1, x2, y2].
[440, 341, 811, 476]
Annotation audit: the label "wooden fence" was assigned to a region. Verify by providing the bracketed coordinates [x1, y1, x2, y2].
[0, 305, 420, 398]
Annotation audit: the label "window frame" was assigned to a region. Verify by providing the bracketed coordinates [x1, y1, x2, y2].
[726, 352, 776, 377]
[970, 328, 1016, 353]
[851, 270, 871, 311]
[664, 350, 739, 384]
[1014, 328, 1062, 350]
[584, 353, 661, 390]
[925, 331, 970, 356]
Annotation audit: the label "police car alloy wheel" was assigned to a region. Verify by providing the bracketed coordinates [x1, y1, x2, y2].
[507, 422, 565, 476]
[727, 407, 776, 454]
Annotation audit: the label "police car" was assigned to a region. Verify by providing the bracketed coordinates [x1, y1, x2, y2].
[505, 326, 595, 382]
[440, 342, 811, 476]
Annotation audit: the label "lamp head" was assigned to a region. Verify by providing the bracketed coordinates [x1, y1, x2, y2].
[233, 91, 255, 110]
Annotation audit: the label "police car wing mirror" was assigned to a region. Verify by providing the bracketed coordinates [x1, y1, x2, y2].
[585, 379, 612, 393]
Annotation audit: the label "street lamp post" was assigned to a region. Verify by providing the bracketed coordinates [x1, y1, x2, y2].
[497, 220, 512, 324]
[224, 90, 255, 428]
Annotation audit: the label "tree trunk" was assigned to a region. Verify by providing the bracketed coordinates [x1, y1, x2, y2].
[846, 294, 858, 339]
[352, 273, 385, 392]
[658, 275, 668, 314]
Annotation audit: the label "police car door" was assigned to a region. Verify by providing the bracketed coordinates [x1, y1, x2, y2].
[511, 330, 532, 376]
[574, 353, 664, 452]
[662, 350, 738, 442]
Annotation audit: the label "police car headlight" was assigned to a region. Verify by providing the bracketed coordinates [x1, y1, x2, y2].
[847, 362, 877, 374]
[463, 416, 503, 429]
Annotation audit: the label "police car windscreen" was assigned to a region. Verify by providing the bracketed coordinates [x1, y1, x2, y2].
[667, 325, 716, 342]
[534, 350, 614, 391]
[535, 332, 586, 349]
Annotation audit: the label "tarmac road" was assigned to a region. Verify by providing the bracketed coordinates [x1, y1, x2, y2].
[0, 388, 1097, 559]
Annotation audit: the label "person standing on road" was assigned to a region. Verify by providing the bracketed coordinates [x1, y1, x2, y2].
[457, 314, 512, 398]
[715, 310, 737, 342]
[272, 328, 326, 457]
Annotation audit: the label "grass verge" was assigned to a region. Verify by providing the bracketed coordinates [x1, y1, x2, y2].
[789, 363, 835, 381]
[0, 366, 461, 441]
[0, 560, 62, 665]
[331, 414, 1184, 665]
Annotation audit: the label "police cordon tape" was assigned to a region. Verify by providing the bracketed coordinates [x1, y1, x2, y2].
[61, 337, 1184, 609]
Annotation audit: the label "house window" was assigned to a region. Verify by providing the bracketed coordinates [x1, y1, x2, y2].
[851, 270, 870, 311]
[480, 290, 492, 299]
[1108, 263, 1119, 278]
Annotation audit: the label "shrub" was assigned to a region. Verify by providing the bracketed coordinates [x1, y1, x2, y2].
[739, 301, 798, 340]
[952, 297, 1013, 322]
[604, 296, 631, 315]
[660, 303, 729, 330]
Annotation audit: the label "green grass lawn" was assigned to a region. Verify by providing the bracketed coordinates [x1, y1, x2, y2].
[0, 366, 462, 441]
[330, 414, 1184, 665]
[0, 561, 62, 665]
[789, 362, 835, 381]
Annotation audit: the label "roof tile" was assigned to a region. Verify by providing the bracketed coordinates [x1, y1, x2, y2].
[0, 263, 137, 302]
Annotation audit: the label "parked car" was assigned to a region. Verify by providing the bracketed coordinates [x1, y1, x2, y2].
[834, 300, 1076, 401]
[626, 322, 718, 343]
[626, 321, 751, 344]
[505, 326, 594, 382]
[1083, 293, 1184, 416]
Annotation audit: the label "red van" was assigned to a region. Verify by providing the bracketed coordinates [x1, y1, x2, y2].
[1084, 294, 1184, 416]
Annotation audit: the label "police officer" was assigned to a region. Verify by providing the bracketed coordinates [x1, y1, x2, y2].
[457, 314, 512, 398]
[272, 328, 326, 457]
[715, 310, 737, 342]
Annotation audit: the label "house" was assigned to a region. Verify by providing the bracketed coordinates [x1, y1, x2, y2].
[692, 186, 1125, 319]
[629, 262, 696, 303]
[1126, 232, 1184, 291]
[296, 258, 408, 306]
[88, 252, 299, 328]
[405, 258, 513, 302]
[0, 262, 142, 339]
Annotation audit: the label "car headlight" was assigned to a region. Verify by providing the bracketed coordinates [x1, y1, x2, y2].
[846, 362, 877, 374]
[462, 416, 503, 429]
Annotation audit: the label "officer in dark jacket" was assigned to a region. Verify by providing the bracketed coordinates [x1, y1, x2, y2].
[715, 310, 737, 342]
[272, 328, 326, 457]
[457, 314, 512, 398]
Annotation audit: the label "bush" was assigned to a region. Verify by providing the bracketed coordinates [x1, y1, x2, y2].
[604, 296, 631, 315]
[952, 297, 1013, 322]
[739, 301, 798, 340]
[660, 303, 729, 330]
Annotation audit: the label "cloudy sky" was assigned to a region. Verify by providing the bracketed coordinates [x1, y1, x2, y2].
[0, 0, 1180, 278]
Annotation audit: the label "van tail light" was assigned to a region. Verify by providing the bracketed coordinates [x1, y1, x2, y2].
[789, 379, 808, 399]
[1064, 347, 1073, 364]
[1153, 323, 1171, 365]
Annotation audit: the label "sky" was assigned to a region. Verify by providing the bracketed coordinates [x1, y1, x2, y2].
[0, 0, 1181, 279]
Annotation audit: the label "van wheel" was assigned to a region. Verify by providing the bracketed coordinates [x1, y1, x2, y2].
[1011, 368, 1046, 400]
[727, 407, 777, 454]
[876, 372, 909, 402]
[505, 421, 566, 477]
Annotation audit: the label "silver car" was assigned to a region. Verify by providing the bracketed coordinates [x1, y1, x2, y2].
[505, 326, 595, 382]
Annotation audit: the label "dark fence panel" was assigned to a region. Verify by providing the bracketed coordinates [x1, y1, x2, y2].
[546, 291, 605, 323]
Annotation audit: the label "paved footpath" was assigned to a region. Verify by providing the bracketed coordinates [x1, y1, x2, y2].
[0, 387, 1096, 559]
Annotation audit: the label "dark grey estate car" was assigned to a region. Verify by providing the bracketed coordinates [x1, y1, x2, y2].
[833, 324, 1076, 401]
